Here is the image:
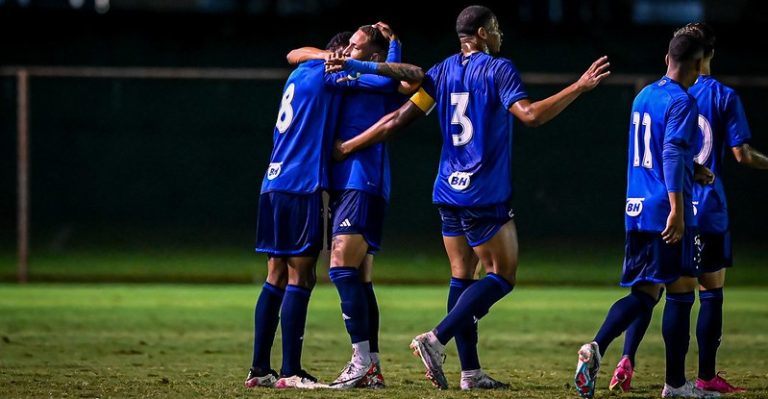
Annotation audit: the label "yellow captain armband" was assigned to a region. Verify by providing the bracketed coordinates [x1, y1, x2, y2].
[410, 87, 436, 115]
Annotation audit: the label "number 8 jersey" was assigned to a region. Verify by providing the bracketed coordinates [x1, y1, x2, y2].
[260, 59, 341, 194]
[625, 76, 699, 232]
[411, 52, 528, 207]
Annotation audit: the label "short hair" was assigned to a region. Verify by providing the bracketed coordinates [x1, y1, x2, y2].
[667, 33, 705, 63]
[455, 5, 496, 37]
[673, 22, 715, 55]
[357, 25, 389, 54]
[325, 31, 353, 52]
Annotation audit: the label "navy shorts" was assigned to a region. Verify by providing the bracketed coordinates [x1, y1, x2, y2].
[255, 191, 324, 257]
[438, 203, 514, 247]
[329, 189, 387, 253]
[699, 231, 732, 273]
[621, 228, 702, 287]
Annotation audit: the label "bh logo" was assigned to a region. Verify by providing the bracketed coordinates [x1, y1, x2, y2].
[626, 198, 644, 217]
[267, 162, 282, 180]
[448, 171, 473, 191]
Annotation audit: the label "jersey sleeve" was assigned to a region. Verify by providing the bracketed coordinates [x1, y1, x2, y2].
[386, 39, 401, 63]
[664, 95, 698, 146]
[495, 59, 528, 109]
[323, 71, 399, 93]
[723, 90, 752, 147]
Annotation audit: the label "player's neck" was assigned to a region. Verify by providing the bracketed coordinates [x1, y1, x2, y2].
[700, 59, 712, 76]
[666, 66, 697, 89]
[460, 38, 487, 56]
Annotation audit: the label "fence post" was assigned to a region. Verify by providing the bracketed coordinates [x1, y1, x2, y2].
[17, 69, 29, 284]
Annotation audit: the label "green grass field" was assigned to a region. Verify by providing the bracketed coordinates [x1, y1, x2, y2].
[1, 284, 766, 398]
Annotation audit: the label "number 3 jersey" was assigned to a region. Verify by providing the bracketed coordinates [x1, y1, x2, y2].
[411, 52, 528, 207]
[688, 75, 752, 233]
[260, 59, 341, 195]
[625, 76, 699, 233]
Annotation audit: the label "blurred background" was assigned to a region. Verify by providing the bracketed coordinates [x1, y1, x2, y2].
[1, 0, 766, 283]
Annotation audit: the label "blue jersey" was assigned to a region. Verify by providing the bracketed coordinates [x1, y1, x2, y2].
[260, 60, 341, 194]
[414, 52, 528, 207]
[625, 76, 699, 232]
[327, 40, 404, 200]
[689, 75, 752, 233]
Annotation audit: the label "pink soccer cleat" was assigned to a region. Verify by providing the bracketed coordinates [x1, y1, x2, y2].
[608, 356, 634, 392]
[696, 372, 746, 393]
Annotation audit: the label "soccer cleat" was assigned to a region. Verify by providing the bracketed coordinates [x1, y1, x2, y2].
[274, 369, 323, 389]
[244, 367, 278, 388]
[574, 342, 601, 399]
[460, 370, 510, 390]
[329, 360, 374, 389]
[608, 356, 634, 392]
[695, 372, 746, 393]
[661, 381, 721, 398]
[365, 361, 386, 389]
[409, 332, 448, 389]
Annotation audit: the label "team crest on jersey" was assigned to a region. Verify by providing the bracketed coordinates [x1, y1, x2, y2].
[625, 198, 644, 217]
[448, 171, 473, 191]
[267, 162, 282, 180]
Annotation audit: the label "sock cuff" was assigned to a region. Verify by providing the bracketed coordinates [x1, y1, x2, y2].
[329, 266, 359, 282]
[699, 287, 724, 301]
[666, 291, 695, 303]
[285, 284, 312, 298]
[487, 273, 514, 294]
[449, 277, 476, 289]
[262, 282, 285, 297]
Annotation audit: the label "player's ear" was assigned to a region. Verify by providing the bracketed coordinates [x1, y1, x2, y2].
[664, 54, 670, 67]
[477, 26, 488, 40]
[370, 52, 381, 62]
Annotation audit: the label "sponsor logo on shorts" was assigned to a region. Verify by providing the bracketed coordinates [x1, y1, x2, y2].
[693, 201, 699, 216]
[448, 171, 473, 191]
[339, 218, 352, 228]
[626, 197, 645, 217]
[267, 162, 282, 180]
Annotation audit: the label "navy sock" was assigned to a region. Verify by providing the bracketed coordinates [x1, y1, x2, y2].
[435, 273, 513, 345]
[251, 282, 284, 371]
[329, 267, 369, 344]
[448, 277, 480, 371]
[363, 282, 380, 353]
[594, 290, 657, 357]
[622, 290, 661, 365]
[697, 288, 723, 381]
[663, 291, 695, 388]
[280, 284, 311, 376]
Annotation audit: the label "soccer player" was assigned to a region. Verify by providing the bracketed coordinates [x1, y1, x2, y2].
[243, 31, 350, 390]
[613, 22, 767, 394]
[330, 5, 609, 390]
[287, 22, 419, 389]
[573, 33, 720, 399]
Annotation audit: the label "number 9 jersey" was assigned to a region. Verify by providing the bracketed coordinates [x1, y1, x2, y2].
[260, 59, 341, 195]
[410, 52, 528, 207]
[625, 76, 699, 233]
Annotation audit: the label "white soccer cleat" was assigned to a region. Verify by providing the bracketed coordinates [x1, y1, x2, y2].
[460, 370, 510, 390]
[329, 360, 374, 389]
[661, 381, 722, 398]
[409, 331, 448, 389]
[274, 370, 324, 389]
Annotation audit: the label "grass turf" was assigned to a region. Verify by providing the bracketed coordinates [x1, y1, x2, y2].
[1, 284, 766, 398]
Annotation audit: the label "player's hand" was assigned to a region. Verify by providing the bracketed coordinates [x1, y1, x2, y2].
[333, 139, 348, 161]
[373, 21, 396, 42]
[661, 210, 684, 244]
[576, 55, 611, 92]
[325, 52, 345, 73]
[694, 164, 715, 185]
